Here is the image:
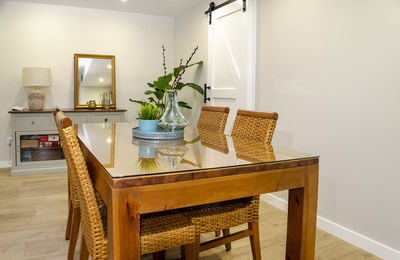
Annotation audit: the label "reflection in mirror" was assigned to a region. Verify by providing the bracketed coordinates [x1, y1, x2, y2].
[74, 54, 116, 108]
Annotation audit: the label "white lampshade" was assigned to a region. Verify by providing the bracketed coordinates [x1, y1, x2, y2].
[23, 67, 51, 88]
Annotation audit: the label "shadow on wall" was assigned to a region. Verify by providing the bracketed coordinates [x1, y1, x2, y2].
[181, 63, 204, 126]
[14, 83, 28, 107]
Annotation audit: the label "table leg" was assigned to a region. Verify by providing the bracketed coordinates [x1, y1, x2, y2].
[108, 188, 141, 260]
[286, 164, 319, 260]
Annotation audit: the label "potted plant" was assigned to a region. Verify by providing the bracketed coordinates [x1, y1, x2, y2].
[129, 46, 204, 130]
[137, 103, 161, 132]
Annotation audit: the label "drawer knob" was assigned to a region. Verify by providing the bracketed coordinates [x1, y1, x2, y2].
[31, 121, 35, 125]
[104, 118, 108, 122]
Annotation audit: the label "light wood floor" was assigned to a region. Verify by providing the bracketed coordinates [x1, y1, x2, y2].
[0, 169, 380, 260]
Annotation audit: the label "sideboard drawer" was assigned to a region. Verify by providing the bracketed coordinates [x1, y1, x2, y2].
[65, 114, 88, 125]
[89, 114, 122, 123]
[15, 116, 51, 131]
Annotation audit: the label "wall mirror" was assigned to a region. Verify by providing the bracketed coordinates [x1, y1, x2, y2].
[74, 54, 116, 109]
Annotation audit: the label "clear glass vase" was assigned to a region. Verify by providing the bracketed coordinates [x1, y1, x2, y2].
[158, 90, 189, 131]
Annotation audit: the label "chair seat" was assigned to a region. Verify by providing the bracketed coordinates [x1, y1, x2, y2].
[141, 212, 195, 255]
[184, 197, 259, 235]
[93, 191, 195, 255]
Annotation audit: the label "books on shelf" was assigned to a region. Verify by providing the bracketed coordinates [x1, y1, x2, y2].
[21, 135, 61, 149]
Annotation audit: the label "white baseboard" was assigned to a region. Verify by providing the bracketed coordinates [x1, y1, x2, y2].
[260, 194, 400, 260]
[0, 161, 11, 168]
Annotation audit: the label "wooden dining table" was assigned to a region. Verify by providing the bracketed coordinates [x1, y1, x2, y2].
[77, 122, 319, 260]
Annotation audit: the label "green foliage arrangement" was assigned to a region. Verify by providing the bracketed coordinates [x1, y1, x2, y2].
[130, 45, 204, 111]
[137, 103, 161, 120]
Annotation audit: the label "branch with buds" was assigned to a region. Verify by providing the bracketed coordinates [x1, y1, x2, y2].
[172, 46, 199, 90]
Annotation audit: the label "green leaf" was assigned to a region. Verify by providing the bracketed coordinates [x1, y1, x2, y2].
[129, 99, 147, 106]
[187, 61, 203, 68]
[178, 101, 192, 109]
[144, 90, 155, 95]
[174, 66, 183, 78]
[154, 90, 165, 100]
[175, 82, 185, 90]
[147, 83, 154, 88]
[175, 83, 204, 94]
[183, 83, 204, 94]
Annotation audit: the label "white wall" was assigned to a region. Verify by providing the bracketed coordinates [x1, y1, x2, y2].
[256, 0, 400, 255]
[175, 0, 400, 257]
[174, 2, 208, 126]
[0, 1, 175, 163]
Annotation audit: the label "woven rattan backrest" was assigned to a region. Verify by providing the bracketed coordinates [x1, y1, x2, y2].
[231, 110, 278, 144]
[61, 121, 108, 258]
[197, 106, 230, 133]
[52, 108, 80, 209]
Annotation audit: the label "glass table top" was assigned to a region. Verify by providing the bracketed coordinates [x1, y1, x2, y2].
[77, 122, 317, 178]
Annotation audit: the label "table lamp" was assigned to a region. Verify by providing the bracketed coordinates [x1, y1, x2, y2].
[23, 67, 51, 111]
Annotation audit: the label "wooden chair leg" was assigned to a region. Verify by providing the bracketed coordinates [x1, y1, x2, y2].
[222, 229, 232, 251]
[215, 230, 221, 237]
[65, 199, 73, 240]
[180, 245, 186, 259]
[248, 221, 261, 260]
[153, 250, 166, 260]
[186, 235, 200, 260]
[80, 235, 89, 260]
[68, 207, 81, 260]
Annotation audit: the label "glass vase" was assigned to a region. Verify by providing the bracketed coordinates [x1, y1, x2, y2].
[158, 90, 189, 131]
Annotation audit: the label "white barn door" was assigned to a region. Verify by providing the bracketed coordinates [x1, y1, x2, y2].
[207, 0, 256, 134]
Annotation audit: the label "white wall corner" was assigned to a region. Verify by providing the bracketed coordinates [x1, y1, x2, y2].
[0, 161, 11, 168]
[260, 194, 400, 260]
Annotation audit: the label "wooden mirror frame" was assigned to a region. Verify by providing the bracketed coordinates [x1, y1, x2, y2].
[74, 53, 116, 109]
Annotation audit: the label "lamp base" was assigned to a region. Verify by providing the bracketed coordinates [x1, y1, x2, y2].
[28, 88, 45, 111]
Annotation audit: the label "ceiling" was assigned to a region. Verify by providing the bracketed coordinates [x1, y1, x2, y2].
[10, 0, 210, 17]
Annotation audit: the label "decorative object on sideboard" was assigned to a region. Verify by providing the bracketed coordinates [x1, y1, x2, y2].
[87, 100, 97, 110]
[23, 67, 51, 111]
[100, 92, 112, 109]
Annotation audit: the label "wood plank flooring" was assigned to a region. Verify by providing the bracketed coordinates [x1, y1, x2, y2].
[0, 169, 380, 260]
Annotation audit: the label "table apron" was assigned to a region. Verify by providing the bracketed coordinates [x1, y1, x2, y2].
[135, 165, 309, 214]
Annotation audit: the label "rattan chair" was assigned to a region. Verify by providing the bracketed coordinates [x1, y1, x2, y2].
[231, 109, 278, 144]
[185, 109, 278, 260]
[59, 116, 197, 259]
[197, 106, 230, 133]
[53, 109, 108, 260]
[53, 108, 81, 260]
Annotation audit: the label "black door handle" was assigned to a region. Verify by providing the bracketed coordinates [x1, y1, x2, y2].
[204, 84, 211, 104]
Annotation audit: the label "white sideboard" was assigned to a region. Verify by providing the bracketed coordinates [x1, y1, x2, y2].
[9, 108, 126, 176]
